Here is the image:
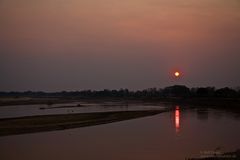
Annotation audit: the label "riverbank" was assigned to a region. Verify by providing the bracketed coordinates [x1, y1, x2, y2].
[0, 110, 165, 137]
[0, 96, 239, 108]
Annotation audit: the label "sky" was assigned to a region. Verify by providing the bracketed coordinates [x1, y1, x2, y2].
[0, 0, 240, 91]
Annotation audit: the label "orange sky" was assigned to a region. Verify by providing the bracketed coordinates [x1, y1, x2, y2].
[0, 0, 240, 91]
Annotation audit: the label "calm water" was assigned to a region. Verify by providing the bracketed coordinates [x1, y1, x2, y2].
[0, 106, 240, 160]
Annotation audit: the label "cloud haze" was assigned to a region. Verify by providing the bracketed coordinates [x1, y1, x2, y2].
[0, 0, 240, 91]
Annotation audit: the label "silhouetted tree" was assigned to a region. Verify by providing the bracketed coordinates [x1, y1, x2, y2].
[194, 87, 215, 97]
[1, 86, 239, 99]
[215, 87, 237, 98]
[162, 85, 190, 97]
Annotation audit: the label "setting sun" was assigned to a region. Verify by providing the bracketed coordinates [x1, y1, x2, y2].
[174, 71, 180, 77]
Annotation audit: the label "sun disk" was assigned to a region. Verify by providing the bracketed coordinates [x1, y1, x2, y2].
[174, 71, 180, 77]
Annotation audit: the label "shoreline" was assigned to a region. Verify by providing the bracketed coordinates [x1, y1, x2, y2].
[0, 110, 165, 137]
[0, 97, 239, 108]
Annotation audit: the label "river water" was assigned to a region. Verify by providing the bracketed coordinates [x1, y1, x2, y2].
[0, 105, 240, 160]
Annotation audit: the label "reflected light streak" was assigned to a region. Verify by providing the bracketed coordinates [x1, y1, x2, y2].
[175, 106, 180, 133]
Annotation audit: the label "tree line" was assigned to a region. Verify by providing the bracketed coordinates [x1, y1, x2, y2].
[0, 85, 240, 98]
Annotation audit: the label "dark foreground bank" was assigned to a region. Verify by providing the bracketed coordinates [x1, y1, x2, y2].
[0, 110, 165, 137]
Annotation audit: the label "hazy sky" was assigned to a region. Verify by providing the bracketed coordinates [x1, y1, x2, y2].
[1, 0, 240, 91]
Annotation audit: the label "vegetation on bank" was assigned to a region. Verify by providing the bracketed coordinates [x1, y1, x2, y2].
[0, 85, 239, 107]
[0, 85, 240, 98]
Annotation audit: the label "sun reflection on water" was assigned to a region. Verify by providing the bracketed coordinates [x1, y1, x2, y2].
[175, 106, 180, 133]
